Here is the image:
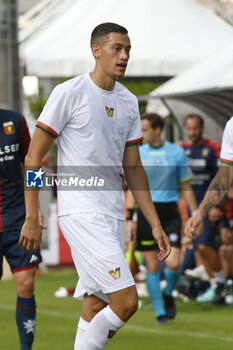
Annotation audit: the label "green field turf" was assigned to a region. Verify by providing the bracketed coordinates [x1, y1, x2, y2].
[1, 268, 233, 350]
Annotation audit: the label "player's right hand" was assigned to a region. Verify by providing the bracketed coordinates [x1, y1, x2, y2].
[125, 220, 137, 250]
[184, 210, 203, 239]
[19, 219, 42, 252]
[152, 228, 171, 261]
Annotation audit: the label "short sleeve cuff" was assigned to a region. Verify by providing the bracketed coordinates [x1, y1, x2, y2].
[36, 121, 58, 138]
[220, 157, 233, 165]
[179, 176, 193, 183]
[126, 137, 143, 147]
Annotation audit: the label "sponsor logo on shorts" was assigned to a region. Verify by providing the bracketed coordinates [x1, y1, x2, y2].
[105, 106, 114, 117]
[30, 255, 39, 263]
[109, 267, 120, 279]
[3, 121, 15, 135]
[107, 329, 116, 339]
[26, 168, 45, 187]
[169, 233, 179, 242]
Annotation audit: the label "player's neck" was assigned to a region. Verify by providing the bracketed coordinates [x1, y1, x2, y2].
[150, 138, 164, 148]
[191, 137, 205, 147]
[89, 71, 115, 91]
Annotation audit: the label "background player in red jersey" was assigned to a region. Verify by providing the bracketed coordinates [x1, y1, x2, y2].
[182, 114, 225, 303]
[219, 187, 233, 303]
[0, 109, 46, 350]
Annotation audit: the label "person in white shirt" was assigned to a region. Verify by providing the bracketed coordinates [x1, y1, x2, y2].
[19, 22, 171, 350]
[185, 117, 233, 239]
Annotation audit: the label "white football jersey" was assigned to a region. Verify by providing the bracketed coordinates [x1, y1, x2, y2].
[37, 74, 142, 219]
[220, 116, 233, 166]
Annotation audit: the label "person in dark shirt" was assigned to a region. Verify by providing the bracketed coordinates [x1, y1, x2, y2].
[182, 114, 225, 303]
[0, 109, 46, 350]
[219, 188, 233, 304]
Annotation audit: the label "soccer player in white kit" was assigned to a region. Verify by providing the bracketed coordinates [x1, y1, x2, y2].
[185, 116, 233, 239]
[19, 23, 171, 349]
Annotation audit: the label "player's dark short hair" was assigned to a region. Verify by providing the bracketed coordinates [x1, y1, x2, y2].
[91, 22, 128, 46]
[184, 114, 204, 127]
[141, 113, 165, 130]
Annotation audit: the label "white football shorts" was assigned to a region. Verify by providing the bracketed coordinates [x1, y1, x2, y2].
[58, 212, 135, 303]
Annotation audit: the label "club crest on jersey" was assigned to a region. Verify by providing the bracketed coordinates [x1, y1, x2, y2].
[3, 121, 15, 135]
[202, 148, 209, 157]
[109, 267, 120, 279]
[185, 149, 191, 156]
[154, 157, 162, 164]
[105, 106, 114, 117]
[108, 330, 116, 339]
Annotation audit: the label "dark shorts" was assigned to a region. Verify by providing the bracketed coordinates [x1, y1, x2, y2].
[193, 216, 221, 251]
[0, 227, 42, 278]
[136, 202, 182, 251]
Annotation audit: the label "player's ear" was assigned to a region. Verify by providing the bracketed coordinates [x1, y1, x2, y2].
[91, 44, 100, 60]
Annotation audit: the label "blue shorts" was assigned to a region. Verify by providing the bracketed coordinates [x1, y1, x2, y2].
[0, 227, 42, 278]
[193, 216, 221, 251]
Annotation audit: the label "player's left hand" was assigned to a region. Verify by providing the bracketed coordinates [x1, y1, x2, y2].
[38, 209, 47, 229]
[152, 228, 171, 261]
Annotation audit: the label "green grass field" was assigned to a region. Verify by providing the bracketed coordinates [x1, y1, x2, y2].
[1, 268, 233, 350]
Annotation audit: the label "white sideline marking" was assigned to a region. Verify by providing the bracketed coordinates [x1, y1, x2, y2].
[0, 304, 75, 320]
[1, 303, 233, 343]
[126, 324, 233, 343]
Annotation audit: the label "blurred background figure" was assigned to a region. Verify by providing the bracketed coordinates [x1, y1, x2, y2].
[0, 108, 46, 350]
[219, 187, 233, 304]
[181, 114, 225, 304]
[127, 113, 197, 324]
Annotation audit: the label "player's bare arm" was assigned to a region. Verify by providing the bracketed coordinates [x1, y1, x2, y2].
[21, 163, 48, 230]
[125, 189, 137, 247]
[179, 180, 197, 214]
[185, 164, 233, 239]
[123, 145, 171, 261]
[19, 128, 55, 252]
[179, 180, 203, 237]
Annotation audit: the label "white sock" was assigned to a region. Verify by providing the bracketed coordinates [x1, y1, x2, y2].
[81, 305, 125, 350]
[211, 270, 226, 287]
[74, 317, 90, 350]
